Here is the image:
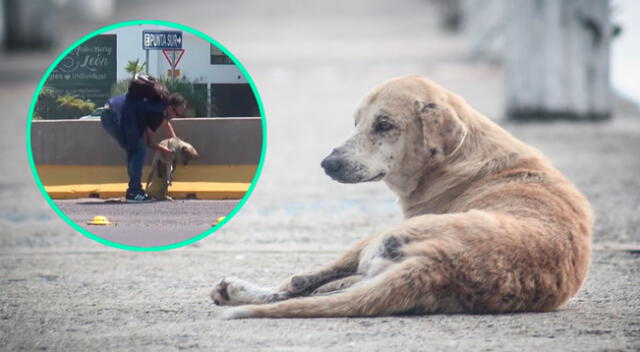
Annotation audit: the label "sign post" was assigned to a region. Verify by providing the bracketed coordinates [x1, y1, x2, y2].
[142, 30, 183, 78]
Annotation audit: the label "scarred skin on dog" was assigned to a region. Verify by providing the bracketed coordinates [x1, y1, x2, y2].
[211, 75, 593, 319]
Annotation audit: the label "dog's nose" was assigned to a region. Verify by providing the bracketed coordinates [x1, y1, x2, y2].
[321, 154, 343, 174]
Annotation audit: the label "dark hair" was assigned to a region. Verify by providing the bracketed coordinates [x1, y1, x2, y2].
[127, 74, 169, 103]
[168, 93, 187, 107]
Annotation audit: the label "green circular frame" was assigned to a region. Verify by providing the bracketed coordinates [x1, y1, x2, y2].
[26, 20, 266, 251]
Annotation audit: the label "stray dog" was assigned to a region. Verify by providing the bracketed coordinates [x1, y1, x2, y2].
[211, 75, 593, 319]
[145, 137, 199, 200]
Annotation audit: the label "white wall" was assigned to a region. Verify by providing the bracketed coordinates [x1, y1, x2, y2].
[104, 24, 247, 84]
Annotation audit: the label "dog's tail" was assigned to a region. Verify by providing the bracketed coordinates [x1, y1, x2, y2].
[222, 258, 433, 319]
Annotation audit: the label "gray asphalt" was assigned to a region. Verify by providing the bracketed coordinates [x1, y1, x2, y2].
[54, 199, 239, 248]
[1, 0, 639, 351]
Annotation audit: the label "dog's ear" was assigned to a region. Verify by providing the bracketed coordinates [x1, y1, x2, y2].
[415, 101, 467, 166]
[181, 147, 191, 165]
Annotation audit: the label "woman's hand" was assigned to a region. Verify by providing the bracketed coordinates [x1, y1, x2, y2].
[157, 144, 172, 156]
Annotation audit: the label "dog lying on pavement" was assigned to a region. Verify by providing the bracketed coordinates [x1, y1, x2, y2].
[211, 75, 593, 319]
[145, 137, 199, 200]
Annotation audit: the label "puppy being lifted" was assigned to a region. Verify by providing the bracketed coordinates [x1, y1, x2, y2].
[145, 137, 199, 200]
[211, 75, 592, 319]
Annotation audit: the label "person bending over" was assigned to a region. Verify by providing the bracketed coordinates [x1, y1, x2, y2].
[100, 74, 187, 202]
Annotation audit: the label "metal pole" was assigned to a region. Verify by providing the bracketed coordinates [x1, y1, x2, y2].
[145, 49, 149, 74]
[172, 49, 177, 80]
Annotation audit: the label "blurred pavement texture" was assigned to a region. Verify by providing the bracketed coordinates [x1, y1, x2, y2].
[54, 199, 239, 248]
[1, 0, 639, 351]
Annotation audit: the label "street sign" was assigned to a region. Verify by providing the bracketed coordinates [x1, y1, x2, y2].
[162, 49, 185, 67]
[167, 69, 181, 79]
[142, 30, 182, 50]
[163, 48, 185, 80]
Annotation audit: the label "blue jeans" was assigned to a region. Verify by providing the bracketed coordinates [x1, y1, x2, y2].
[101, 110, 146, 194]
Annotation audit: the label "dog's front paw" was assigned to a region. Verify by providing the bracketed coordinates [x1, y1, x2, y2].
[210, 277, 273, 306]
[211, 277, 232, 306]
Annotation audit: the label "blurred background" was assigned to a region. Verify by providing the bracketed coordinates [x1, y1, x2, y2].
[2, 0, 639, 117]
[29, 22, 260, 120]
[3, 0, 636, 247]
[1, 0, 638, 351]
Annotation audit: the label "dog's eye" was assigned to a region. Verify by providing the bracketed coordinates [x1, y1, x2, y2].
[374, 120, 394, 133]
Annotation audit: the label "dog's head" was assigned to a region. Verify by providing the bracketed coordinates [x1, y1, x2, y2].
[321, 75, 467, 185]
[180, 142, 199, 165]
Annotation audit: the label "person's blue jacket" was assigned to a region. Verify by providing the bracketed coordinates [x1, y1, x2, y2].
[106, 94, 166, 151]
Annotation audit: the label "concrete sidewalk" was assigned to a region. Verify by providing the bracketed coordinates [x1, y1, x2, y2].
[1, 0, 639, 351]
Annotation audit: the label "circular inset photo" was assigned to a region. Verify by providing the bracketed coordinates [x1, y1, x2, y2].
[27, 21, 265, 250]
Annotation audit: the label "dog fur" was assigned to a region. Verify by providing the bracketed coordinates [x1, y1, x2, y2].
[211, 75, 593, 319]
[145, 137, 199, 200]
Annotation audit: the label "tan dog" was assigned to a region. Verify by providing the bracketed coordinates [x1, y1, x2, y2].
[145, 137, 199, 200]
[211, 75, 593, 319]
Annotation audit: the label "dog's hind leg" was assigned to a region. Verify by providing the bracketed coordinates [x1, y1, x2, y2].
[221, 257, 446, 319]
[311, 274, 364, 295]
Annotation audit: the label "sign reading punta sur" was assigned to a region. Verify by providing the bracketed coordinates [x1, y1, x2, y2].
[142, 30, 183, 50]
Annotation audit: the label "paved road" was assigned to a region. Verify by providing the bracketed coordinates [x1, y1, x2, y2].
[1, 0, 639, 351]
[55, 199, 239, 248]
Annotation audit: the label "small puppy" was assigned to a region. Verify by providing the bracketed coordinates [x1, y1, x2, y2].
[145, 137, 199, 200]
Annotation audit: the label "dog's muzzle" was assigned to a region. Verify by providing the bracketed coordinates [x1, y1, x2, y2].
[321, 149, 384, 183]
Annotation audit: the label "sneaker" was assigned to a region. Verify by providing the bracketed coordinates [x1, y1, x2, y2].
[125, 190, 155, 203]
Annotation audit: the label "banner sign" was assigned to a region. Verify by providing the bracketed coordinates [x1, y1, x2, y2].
[46, 34, 117, 116]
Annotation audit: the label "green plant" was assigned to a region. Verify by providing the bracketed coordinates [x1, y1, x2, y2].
[159, 76, 208, 117]
[39, 86, 56, 99]
[57, 94, 83, 118]
[34, 85, 57, 119]
[76, 99, 96, 115]
[55, 94, 95, 118]
[124, 58, 146, 78]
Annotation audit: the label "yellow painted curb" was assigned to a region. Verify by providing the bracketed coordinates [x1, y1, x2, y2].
[37, 164, 256, 200]
[45, 182, 250, 200]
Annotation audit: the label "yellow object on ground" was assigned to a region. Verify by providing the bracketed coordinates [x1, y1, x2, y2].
[37, 165, 257, 200]
[87, 215, 111, 225]
[213, 216, 226, 226]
